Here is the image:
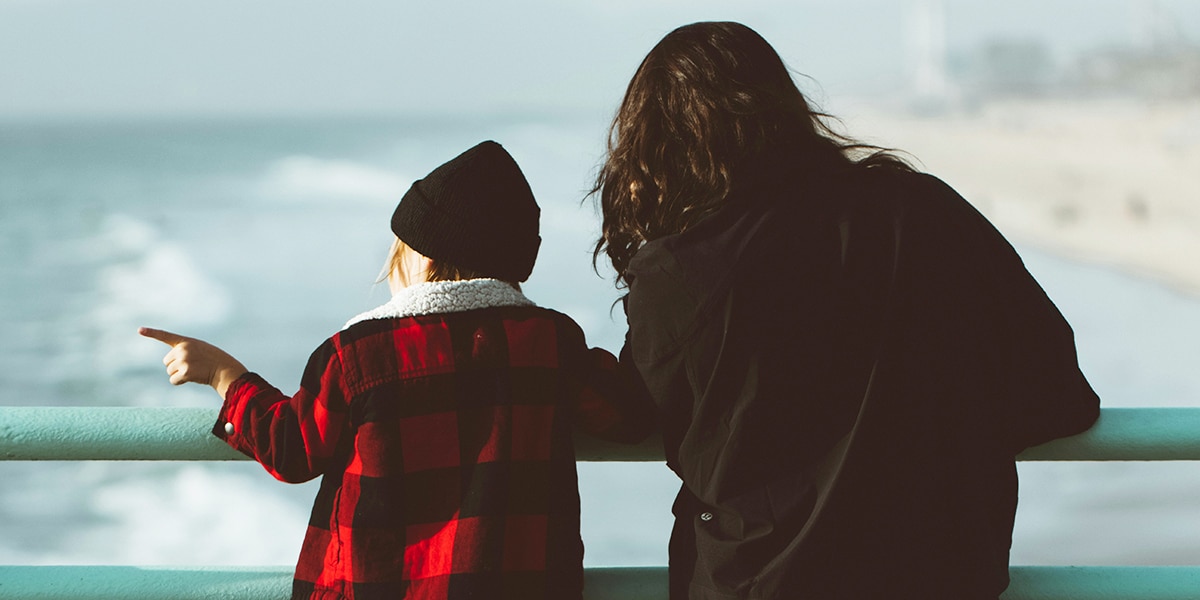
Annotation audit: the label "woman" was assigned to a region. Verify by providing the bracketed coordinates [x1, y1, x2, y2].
[594, 22, 1099, 600]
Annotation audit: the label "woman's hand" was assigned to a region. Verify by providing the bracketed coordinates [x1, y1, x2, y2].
[139, 327, 249, 397]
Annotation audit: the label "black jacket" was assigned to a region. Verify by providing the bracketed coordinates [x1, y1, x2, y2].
[622, 165, 1100, 599]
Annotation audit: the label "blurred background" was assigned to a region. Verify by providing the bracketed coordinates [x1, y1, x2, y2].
[1, 0, 1199, 568]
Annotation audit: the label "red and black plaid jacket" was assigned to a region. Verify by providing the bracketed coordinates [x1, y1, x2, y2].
[213, 280, 653, 600]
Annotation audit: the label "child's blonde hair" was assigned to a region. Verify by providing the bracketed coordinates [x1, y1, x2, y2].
[381, 237, 520, 290]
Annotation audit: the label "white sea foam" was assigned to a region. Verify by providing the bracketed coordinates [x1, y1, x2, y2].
[42, 464, 315, 565]
[0, 463, 314, 566]
[65, 214, 233, 390]
[258, 156, 411, 203]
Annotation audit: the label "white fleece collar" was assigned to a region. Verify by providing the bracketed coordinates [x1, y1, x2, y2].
[343, 278, 535, 329]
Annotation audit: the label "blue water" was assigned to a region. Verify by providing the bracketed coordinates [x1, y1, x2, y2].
[0, 116, 1197, 566]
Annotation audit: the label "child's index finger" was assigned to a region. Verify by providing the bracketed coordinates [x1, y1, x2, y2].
[138, 326, 188, 347]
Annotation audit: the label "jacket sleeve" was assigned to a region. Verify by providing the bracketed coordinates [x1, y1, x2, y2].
[212, 338, 351, 483]
[988, 236, 1102, 451]
[560, 319, 658, 444]
[922, 175, 1101, 452]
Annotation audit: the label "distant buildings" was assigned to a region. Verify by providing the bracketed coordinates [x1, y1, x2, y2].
[949, 36, 1200, 101]
[1069, 44, 1200, 99]
[907, 0, 1200, 107]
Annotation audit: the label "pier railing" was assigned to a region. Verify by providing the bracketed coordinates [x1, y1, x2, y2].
[2, 406, 1200, 599]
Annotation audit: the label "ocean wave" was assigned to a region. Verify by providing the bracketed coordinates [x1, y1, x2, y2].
[63, 214, 234, 391]
[0, 462, 313, 565]
[77, 465, 313, 565]
[257, 155, 411, 203]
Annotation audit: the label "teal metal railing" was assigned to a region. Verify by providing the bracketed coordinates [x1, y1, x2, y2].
[2, 407, 1200, 599]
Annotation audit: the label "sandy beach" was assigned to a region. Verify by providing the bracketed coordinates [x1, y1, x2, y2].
[845, 99, 1200, 297]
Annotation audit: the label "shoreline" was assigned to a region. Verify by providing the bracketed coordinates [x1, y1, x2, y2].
[844, 98, 1200, 298]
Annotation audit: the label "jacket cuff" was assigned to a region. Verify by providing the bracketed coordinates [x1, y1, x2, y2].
[211, 372, 265, 456]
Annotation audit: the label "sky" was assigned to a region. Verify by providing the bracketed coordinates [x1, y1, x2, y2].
[0, 0, 1198, 118]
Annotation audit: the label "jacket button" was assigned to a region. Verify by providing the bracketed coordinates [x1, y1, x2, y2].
[224, 422, 235, 435]
[699, 512, 714, 522]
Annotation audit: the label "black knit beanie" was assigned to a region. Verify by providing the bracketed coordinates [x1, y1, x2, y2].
[391, 141, 541, 282]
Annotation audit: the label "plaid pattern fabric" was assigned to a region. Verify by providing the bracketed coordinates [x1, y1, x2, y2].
[214, 305, 651, 600]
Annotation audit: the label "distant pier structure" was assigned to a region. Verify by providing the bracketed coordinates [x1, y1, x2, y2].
[906, 0, 954, 111]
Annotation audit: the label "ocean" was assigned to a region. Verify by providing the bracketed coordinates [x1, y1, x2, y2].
[1, 115, 1197, 567]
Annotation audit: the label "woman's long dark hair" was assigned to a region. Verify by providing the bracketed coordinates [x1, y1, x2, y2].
[592, 21, 912, 285]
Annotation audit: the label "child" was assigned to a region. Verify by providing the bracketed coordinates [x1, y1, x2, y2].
[140, 140, 654, 600]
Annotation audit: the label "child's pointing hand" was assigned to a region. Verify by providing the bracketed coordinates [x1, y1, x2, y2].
[139, 327, 249, 397]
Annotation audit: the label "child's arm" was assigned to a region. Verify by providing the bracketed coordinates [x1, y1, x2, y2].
[138, 327, 249, 396]
[562, 321, 658, 444]
[140, 327, 350, 483]
[573, 346, 658, 443]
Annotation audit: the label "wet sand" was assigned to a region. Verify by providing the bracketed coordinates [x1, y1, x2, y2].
[844, 98, 1200, 297]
